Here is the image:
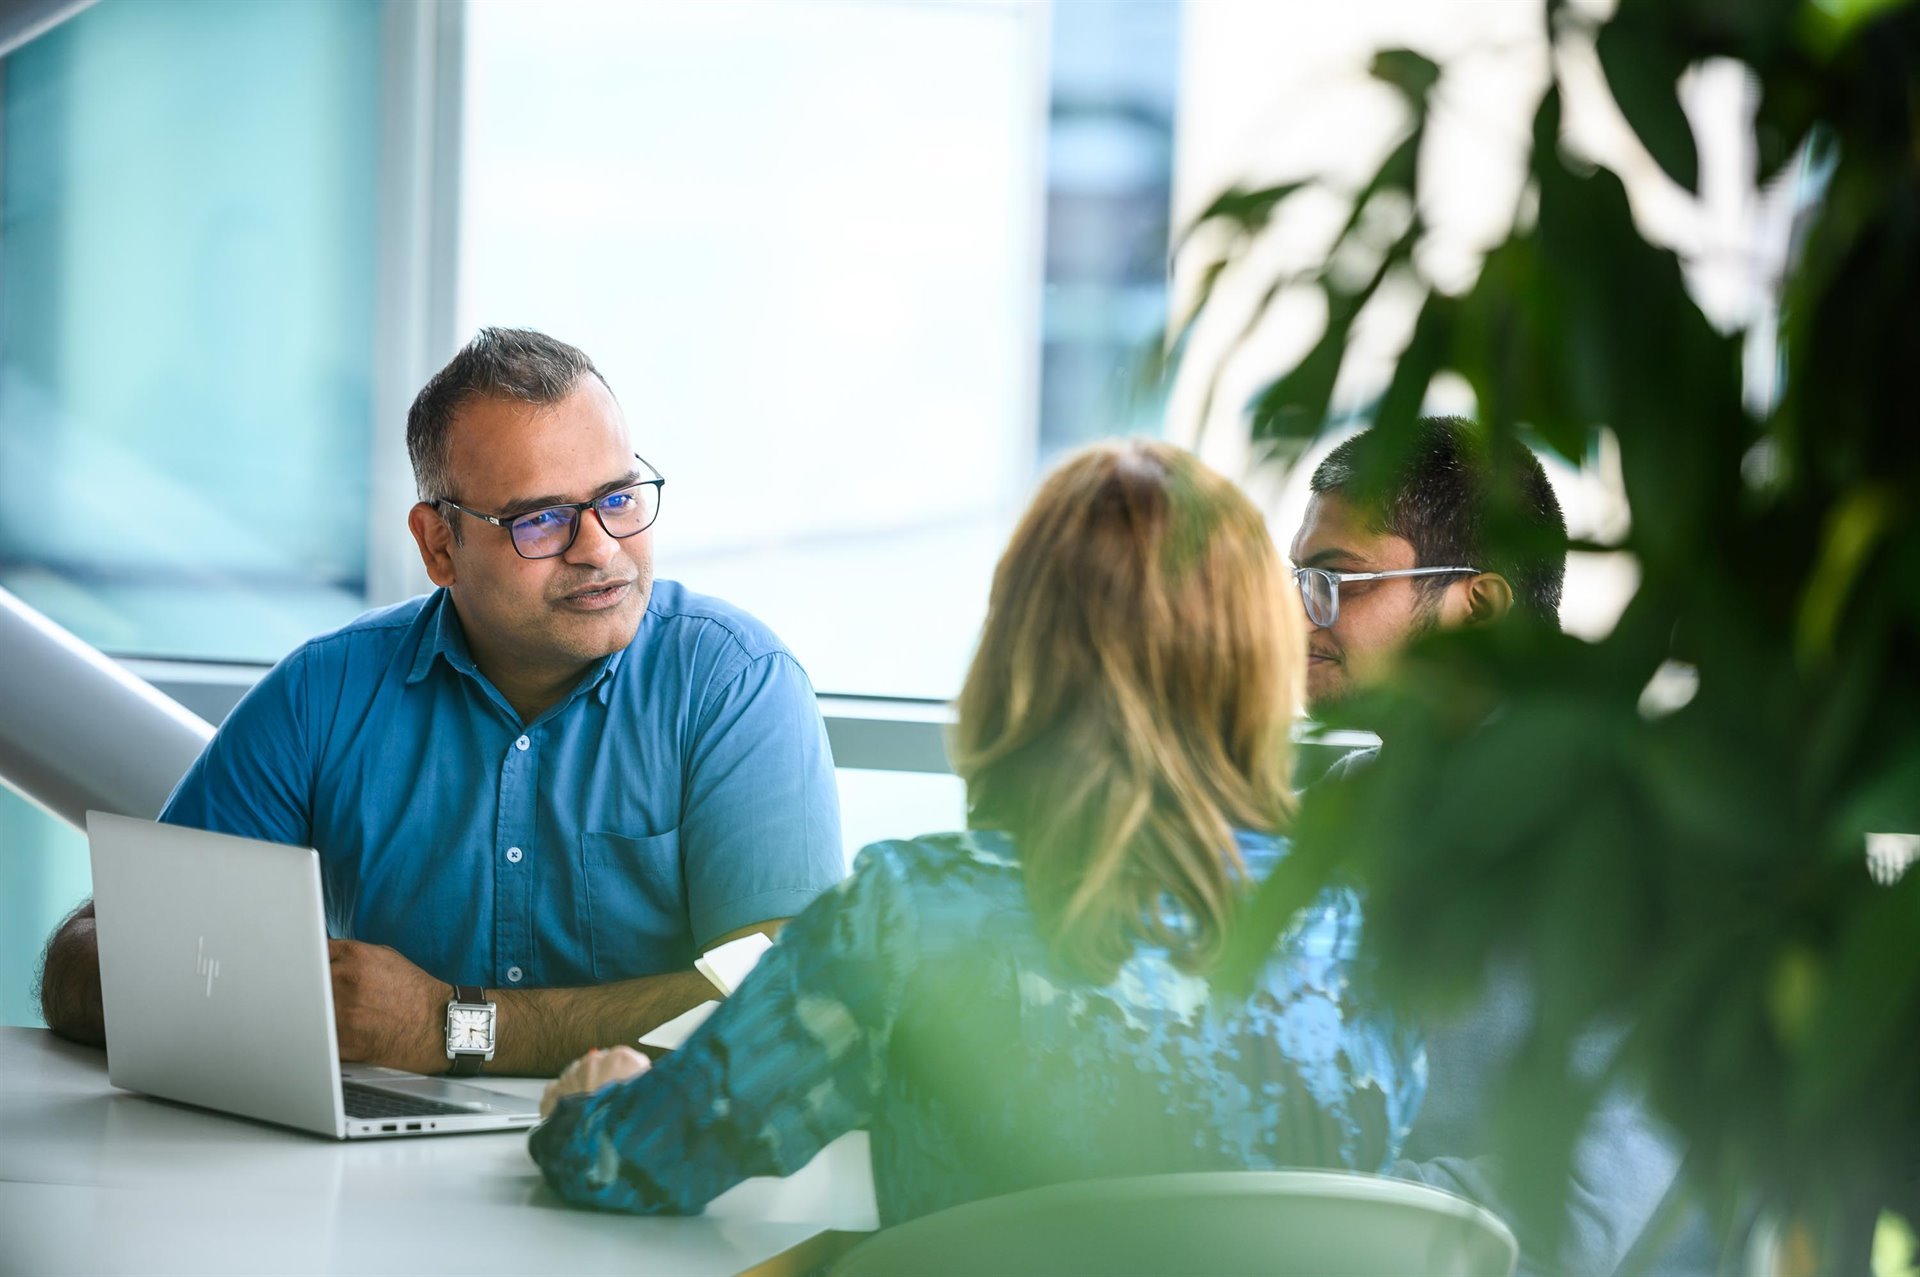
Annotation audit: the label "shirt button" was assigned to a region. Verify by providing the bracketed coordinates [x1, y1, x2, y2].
[506, 966, 523, 984]
[505, 846, 523, 864]
[514, 735, 530, 752]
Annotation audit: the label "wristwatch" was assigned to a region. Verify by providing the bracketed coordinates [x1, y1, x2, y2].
[444, 985, 496, 1076]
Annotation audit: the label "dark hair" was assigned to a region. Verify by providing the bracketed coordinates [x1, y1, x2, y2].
[1308, 416, 1568, 625]
[406, 327, 610, 502]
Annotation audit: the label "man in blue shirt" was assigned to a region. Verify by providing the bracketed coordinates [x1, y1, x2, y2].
[38, 328, 844, 1076]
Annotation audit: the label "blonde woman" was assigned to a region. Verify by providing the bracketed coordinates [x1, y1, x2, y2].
[532, 439, 1423, 1222]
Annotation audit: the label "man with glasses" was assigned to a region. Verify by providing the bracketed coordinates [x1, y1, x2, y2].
[39, 328, 844, 1077]
[1289, 415, 1564, 713]
[1292, 418, 1707, 1276]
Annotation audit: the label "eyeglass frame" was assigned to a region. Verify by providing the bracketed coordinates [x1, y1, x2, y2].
[1291, 564, 1480, 629]
[436, 453, 666, 561]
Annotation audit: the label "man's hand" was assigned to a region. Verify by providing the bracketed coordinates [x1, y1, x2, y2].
[328, 939, 450, 1074]
[541, 1046, 651, 1118]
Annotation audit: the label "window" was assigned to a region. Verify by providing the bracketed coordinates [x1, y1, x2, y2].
[0, 0, 382, 663]
[458, 0, 1180, 698]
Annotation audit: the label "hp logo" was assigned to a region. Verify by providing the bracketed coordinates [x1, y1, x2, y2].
[195, 936, 221, 997]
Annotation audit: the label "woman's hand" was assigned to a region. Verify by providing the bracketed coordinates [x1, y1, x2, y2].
[540, 1045, 651, 1118]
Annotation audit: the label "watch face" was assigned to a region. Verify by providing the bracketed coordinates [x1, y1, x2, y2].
[448, 1005, 494, 1052]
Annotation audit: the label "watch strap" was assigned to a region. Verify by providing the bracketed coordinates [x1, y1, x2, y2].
[447, 985, 490, 1076]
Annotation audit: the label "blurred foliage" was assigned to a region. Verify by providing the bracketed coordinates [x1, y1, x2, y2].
[1180, 0, 1920, 1263]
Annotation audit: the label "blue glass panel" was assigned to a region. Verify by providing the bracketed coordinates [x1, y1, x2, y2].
[0, 0, 382, 663]
[0, 789, 87, 1027]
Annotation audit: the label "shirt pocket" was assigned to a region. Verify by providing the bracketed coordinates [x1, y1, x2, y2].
[582, 828, 689, 982]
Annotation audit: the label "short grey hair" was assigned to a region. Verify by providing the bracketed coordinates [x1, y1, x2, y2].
[406, 327, 611, 502]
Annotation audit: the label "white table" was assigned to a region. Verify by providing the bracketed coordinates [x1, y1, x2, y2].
[0, 1028, 879, 1276]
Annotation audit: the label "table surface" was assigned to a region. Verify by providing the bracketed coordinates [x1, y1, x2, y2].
[0, 1027, 879, 1276]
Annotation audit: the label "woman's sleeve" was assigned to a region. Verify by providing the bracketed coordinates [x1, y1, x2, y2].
[529, 842, 917, 1214]
[1267, 880, 1427, 1171]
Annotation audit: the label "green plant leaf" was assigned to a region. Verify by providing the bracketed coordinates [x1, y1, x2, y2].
[1369, 294, 1453, 440]
[1796, 483, 1897, 666]
[1247, 298, 1354, 442]
[1766, 942, 1824, 1051]
[1837, 742, 1920, 840]
[1176, 181, 1310, 253]
[1247, 201, 1419, 442]
[1792, 874, 1920, 1125]
[1872, 1210, 1919, 1277]
[1451, 235, 1591, 464]
[1800, 0, 1913, 59]
[1596, 15, 1700, 192]
[1369, 48, 1440, 105]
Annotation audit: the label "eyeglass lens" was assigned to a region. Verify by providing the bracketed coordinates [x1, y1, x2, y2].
[509, 484, 661, 559]
[1296, 568, 1337, 628]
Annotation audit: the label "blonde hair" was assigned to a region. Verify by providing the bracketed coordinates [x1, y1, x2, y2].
[951, 439, 1304, 981]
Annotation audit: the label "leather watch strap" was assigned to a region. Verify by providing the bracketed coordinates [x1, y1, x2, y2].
[448, 985, 488, 1077]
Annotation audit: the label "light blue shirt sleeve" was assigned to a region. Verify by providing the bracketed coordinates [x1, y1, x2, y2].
[159, 646, 313, 846]
[680, 650, 844, 946]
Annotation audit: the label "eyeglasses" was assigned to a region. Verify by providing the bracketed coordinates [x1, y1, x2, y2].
[438, 455, 666, 561]
[1291, 565, 1479, 628]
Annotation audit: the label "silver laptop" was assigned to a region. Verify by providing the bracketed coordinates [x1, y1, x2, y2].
[88, 811, 543, 1139]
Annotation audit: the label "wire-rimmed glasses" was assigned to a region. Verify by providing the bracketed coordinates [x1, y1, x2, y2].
[1292, 565, 1479, 628]
[439, 454, 666, 561]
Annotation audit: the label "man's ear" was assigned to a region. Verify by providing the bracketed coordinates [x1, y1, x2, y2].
[1462, 572, 1514, 627]
[408, 502, 459, 588]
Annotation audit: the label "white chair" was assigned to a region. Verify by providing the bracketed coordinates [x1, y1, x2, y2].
[830, 1170, 1519, 1277]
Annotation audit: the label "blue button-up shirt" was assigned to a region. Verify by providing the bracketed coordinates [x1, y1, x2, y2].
[160, 582, 844, 988]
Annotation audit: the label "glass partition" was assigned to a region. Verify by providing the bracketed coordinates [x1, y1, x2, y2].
[0, 0, 383, 663]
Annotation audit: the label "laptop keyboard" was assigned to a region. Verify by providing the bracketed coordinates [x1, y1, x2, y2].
[342, 1081, 481, 1119]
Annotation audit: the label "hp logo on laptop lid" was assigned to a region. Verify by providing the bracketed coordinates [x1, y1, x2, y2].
[195, 937, 221, 997]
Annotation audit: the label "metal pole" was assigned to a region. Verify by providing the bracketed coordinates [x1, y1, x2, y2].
[0, 586, 212, 828]
[0, 0, 95, 60]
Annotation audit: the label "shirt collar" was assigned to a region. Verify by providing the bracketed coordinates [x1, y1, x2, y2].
[589, 644, 626, 705]
[407, 590, 480, 686]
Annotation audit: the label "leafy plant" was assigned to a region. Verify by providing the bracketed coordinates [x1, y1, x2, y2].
[1178, 0, 1920, 1264]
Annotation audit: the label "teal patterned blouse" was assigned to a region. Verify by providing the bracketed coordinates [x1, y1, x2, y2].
[529, 830, 1425, 1224]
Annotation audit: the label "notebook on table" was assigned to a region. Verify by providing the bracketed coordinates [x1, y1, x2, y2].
[638, 931, 773, 1050]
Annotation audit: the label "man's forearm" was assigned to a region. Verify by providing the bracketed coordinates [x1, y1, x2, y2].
[481, 920, 787, 1074]
[333, 921, 788, 1075]
[38, 901, 105, 1048]
[487, 969, 717, 1075]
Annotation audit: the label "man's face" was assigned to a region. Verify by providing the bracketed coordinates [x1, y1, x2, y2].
[1289, 492, 1459, 711]
[420, 378, 654, 686]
